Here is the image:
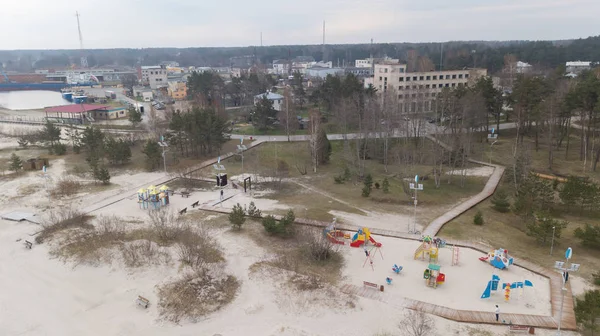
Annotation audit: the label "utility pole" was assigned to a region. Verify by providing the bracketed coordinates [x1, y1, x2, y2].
[158, 136, 169, 174]
[409, 175, 424, 234]
[553, 248, 581, 335]
[260, 32, 263, 47]
[439, 42, 444, 71]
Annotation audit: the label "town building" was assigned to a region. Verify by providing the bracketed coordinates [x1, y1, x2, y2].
[44, 104, 128, 124]
[168, 81, 187, 100]
[272, 60, 291, 75]
[254, 92, 284, 111]
[516, 61, 532, 74]
[305, 67, 344, 79]
[133, 86, 154, 101]
[139, 65, 168, 89]
[566, 61, 592, 74]
[345, 67, 373, 77]
[355, 58, 374, 68]
[372, 60, 487, 113]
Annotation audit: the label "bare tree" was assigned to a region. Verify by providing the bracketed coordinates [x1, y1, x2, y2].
[309, 109, 321, 173]
[282, 86, 296, 142]
[398, 310, 436, 336]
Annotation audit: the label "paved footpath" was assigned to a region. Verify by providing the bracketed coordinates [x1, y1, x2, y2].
[79, 131, 575, 331]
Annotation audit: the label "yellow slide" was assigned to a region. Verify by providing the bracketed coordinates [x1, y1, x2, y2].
[414, 245, 425, 260]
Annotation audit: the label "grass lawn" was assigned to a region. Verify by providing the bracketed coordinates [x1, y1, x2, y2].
[233, 123, 308, 136]
[439, 172, 600, 283]
[192, 139, 489, 224]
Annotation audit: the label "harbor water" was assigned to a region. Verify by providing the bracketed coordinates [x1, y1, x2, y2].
[0, 90, 69, 110]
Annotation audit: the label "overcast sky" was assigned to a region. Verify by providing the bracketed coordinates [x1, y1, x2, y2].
[1, 0, 598, 50]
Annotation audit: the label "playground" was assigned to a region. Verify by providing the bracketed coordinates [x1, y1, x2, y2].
[340, 234, 552, 315]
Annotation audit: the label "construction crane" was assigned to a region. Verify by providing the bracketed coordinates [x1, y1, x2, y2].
[0, 64, 11, 83]
[75, 11, 88, 69]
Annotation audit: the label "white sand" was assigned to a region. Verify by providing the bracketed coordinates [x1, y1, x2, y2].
[330, 210, 419, 233]
[0, 165, 579, 336]
[342, 235, 552, 315]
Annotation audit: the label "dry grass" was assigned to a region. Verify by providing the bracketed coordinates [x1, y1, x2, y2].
[35, 208, 94, 244]
[246, 223, 344, 286]
[49, 176, 82, 197]
[157, 267, 239, 323]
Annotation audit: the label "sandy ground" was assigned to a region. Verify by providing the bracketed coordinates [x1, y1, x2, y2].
[342, 236, 552, 315]
[0, 147, 581, 336]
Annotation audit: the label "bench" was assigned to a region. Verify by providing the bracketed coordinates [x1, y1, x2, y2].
[178, 207, 187, 215]
[508, 325, 534, 334]
[24, 240, 33, 249]
[136, 295, 150, 309]
[191, 201, 200, 208]
[363, 281, 378, 290]
[180, 191, 190, 198]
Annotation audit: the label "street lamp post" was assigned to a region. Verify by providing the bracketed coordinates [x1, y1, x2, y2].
[158, 136, 168, 174]
[553, 247, 581, 335]
[236, 138, 247, 175]
[213, 157, 226, 207]
[409, 175, 424, 234]
[550, 226, 556, 256]
[488, 128, 498, 164]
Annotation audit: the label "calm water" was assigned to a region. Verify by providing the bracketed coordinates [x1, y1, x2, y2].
[0, 90, 70, 110]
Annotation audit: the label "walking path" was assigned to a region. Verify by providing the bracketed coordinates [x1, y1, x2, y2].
[78, 131, 575, 331]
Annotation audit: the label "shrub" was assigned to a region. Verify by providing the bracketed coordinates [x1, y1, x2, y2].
[334, 175, 344, 184]
[473, 210, 484, 225]
[491, 189, 511, 213]
[50, 177, 82, 197]
[262, 209, 295, 237]
[364, 173, 373, 189]
[382, 177, 390, 193]
[262, 215, 279, 234]
[374, 182, 380, 189]
[93, 167, 111, 184]
[574, 224, 600, 249]
[361, 185, 371, 197]
[246, 201, 262, 218]
[343, 167, 351, 181]
[8, 153, 23, 172]
[229, 203, 246, 230]
[593, 272, 600, 286]
[52, 143, 67, 155]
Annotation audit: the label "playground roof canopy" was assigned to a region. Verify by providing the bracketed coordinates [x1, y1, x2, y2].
[428, 264, 441, 271]
[45, 104, 109, 114]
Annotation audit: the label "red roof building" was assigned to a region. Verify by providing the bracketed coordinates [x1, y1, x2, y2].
[45, 104, 110, 124]
[45, 104, 109, 114]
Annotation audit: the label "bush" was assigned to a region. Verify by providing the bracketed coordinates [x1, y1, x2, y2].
[364, 173, 373, 189]
[593, 272, 600, 286]
[491, 189, 511, 213]
[473, 210, 484, 225]
[229, 203, 246, 230]
[574, 224, 600, 249]
[262, 209, 295, 237]
[50, 177, 82, 197]
[382, 178, 390, 193]
[52, 143, 67, 155]
[333, 175, 344, 184]
[361, 185, 371, 197]
[93, 167, 111, 185]
[374, 182, 380, 189]
[343, 167, 351, 181]
[246, 201, 262, 218]
[262, 215, 279, 234]
[8, 153, 23, 172]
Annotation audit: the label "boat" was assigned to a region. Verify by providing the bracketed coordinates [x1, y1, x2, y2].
[73, 96, 88, 104]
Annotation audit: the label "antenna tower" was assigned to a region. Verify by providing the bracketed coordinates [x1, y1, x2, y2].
[76, 11, 88, 69]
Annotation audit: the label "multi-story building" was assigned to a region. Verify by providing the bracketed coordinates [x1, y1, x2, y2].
[140, 65, 168, 89]
[254, 92, 284, 111]
[355, 58, 374, 68]
[168, 81, 187, 100]
[566, 61, 592, 74]
[372, 60, 487, 113]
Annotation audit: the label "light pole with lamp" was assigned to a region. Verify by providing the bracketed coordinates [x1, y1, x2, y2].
[158, 136, 169, 174]
[409, 175, 423, 234]
[235, 137, 248, 174]
[213, 157, 226, 206]
[488, 128, 498, 164]
[550, 226, 556, 256]
[553, 247, 581, 335]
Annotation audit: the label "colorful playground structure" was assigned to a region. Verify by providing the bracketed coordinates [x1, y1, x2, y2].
[324, 220, 382, 248]
[423, 263, 446, 288]
[481, 274, 533, 301]
[414, 236, 460, 266]
[479, 248, 514, 270]
[137, 185, 170, 210]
